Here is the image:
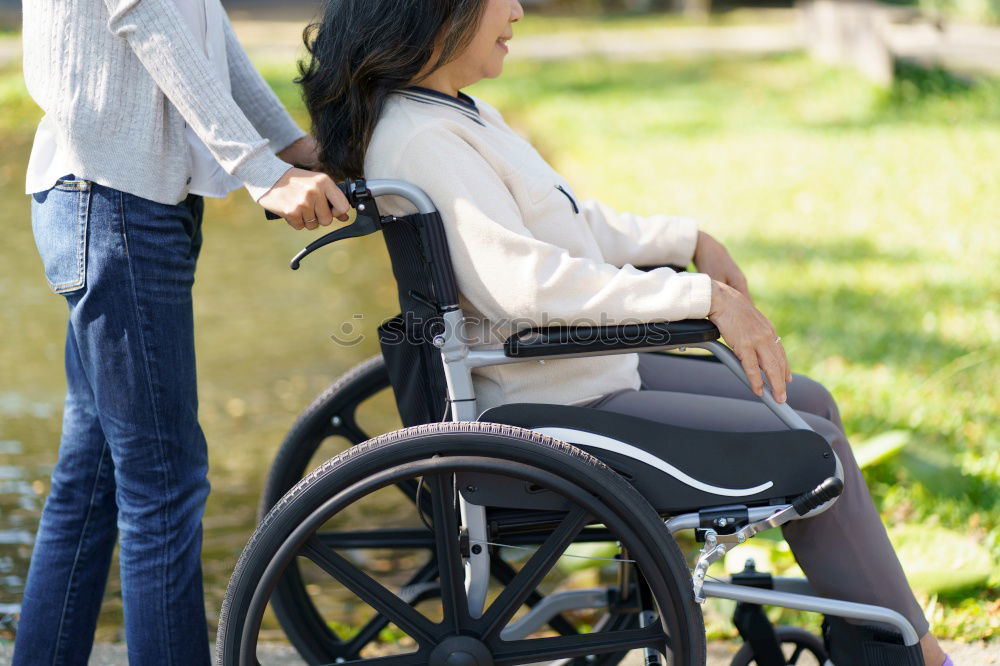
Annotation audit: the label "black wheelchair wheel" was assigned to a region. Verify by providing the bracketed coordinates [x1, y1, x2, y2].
[729, 627, 828, 666]
[219, 423, 706, 666]
[263, 357, 641, 665]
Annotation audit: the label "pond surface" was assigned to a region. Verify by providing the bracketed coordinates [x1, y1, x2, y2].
[0, 133, 404, 640]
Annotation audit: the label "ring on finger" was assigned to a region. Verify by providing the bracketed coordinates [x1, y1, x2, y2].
[305, 217, 318, 224]
[774, 336, 782, 344]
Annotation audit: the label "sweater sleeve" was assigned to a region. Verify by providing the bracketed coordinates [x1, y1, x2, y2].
[579, 199, 700, 269]
[103, 0, 291, 201]
[385, 129, 712, 327]
[221, 11, 306, 154]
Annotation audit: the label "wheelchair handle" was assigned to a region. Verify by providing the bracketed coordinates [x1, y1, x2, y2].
[263, 174, 437, 221]
[792, 477, 844, 516]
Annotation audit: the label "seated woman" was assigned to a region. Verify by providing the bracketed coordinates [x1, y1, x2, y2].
[299, 1, 947, 663]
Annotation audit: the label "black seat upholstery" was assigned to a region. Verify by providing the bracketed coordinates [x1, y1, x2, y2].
[466, 404, 836, 513]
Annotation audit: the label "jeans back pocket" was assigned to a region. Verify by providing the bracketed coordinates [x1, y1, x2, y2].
[31, 177, 91, 294]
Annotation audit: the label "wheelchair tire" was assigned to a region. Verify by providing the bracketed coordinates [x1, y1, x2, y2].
[729, 626, 827, 666]
[219, 422, 706, 666]
[262, 356, 642, 665]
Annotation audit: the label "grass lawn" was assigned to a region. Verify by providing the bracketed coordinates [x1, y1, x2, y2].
[0, 21, 996, 642]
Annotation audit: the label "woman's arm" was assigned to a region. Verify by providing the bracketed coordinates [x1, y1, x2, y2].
[382, 129, 712, 327]
[578, 199, 700, 269]
[102, 0, 291, 201]
[581, 200, 754, 302]
[220, 11, 307, 158]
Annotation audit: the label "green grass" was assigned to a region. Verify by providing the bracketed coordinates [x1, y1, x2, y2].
[1, 23, 996, 643]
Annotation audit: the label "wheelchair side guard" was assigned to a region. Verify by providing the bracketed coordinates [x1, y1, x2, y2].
[474, 403, 837, 513]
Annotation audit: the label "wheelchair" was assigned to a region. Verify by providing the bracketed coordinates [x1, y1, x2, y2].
[216, 179, 926, 666]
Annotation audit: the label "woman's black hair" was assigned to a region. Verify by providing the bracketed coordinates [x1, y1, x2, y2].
[298, 0, 487, 180]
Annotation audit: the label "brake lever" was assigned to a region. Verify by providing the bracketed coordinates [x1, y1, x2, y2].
[288, 178, 384, 270]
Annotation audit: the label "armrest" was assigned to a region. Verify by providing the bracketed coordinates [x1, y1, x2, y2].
[503, 319, 720, 359]
[635, 264, 687, 273]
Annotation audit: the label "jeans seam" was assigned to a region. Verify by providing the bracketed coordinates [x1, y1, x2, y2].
[50, 441, 111, 665]
[117, 190, 177, 666]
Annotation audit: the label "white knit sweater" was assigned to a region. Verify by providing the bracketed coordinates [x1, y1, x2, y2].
[365, 89, 713, 411]
[22, 0, 304, 204]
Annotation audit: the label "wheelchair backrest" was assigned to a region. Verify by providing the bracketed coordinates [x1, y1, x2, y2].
[378, 212, 454, 426]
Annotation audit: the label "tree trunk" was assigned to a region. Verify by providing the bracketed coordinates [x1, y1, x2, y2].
[798, 0, 894, 85]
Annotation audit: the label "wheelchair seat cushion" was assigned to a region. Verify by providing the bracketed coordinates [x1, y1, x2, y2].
[474, 403, 837, 513]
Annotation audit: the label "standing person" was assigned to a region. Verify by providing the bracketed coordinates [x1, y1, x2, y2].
[14, 1, 347, 664]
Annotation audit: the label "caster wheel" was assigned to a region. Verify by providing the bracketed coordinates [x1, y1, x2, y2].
[730, 626, 828, 665]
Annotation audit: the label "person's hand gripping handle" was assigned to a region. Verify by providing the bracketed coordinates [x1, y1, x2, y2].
[259, 167, 351, 231]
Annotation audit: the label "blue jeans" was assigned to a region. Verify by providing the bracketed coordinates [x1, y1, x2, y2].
[14, 177, 212, 665]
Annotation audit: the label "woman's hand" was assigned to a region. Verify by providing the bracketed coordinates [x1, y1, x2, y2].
[277, 135, 322, 169]
[259, 167, 351, 231]
[708, 280, 792, 402]
[694, 231, 752, 302]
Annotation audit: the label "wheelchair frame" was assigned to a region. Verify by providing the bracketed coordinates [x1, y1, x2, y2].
[229, 177, 924, 665]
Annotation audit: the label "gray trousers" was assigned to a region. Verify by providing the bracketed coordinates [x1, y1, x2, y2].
[586, 352, 929, 637]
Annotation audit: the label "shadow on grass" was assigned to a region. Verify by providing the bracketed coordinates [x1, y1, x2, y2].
[730, 238, 989, 369]
[901, 450, 998, 508]
[884, 59, 977, 107]
[767, 285, 974, 367]
[810, 59, 1000, 130]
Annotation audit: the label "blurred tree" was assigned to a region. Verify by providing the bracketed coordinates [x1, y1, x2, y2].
[799, 0, 894, 84]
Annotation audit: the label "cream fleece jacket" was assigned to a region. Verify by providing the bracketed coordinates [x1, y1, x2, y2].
[365, 89, 712, 411]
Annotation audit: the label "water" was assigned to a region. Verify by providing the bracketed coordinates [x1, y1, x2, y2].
[0, 132, 402, 640]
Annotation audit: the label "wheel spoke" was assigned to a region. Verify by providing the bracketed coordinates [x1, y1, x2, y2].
[300, 537, 439, 647]
[344, 560, 439, 657]
[492, 625, 664, 664]
[337, 412, 370, 445]
[489, 558, 578, 637]
[788, 643, 805, 664]
[428, 473, 471, 631]
[479, 506, 591, 639]
[317, 528, 435, 550]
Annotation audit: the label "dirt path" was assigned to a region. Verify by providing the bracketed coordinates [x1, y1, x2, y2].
[1, 639, 995, 665]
